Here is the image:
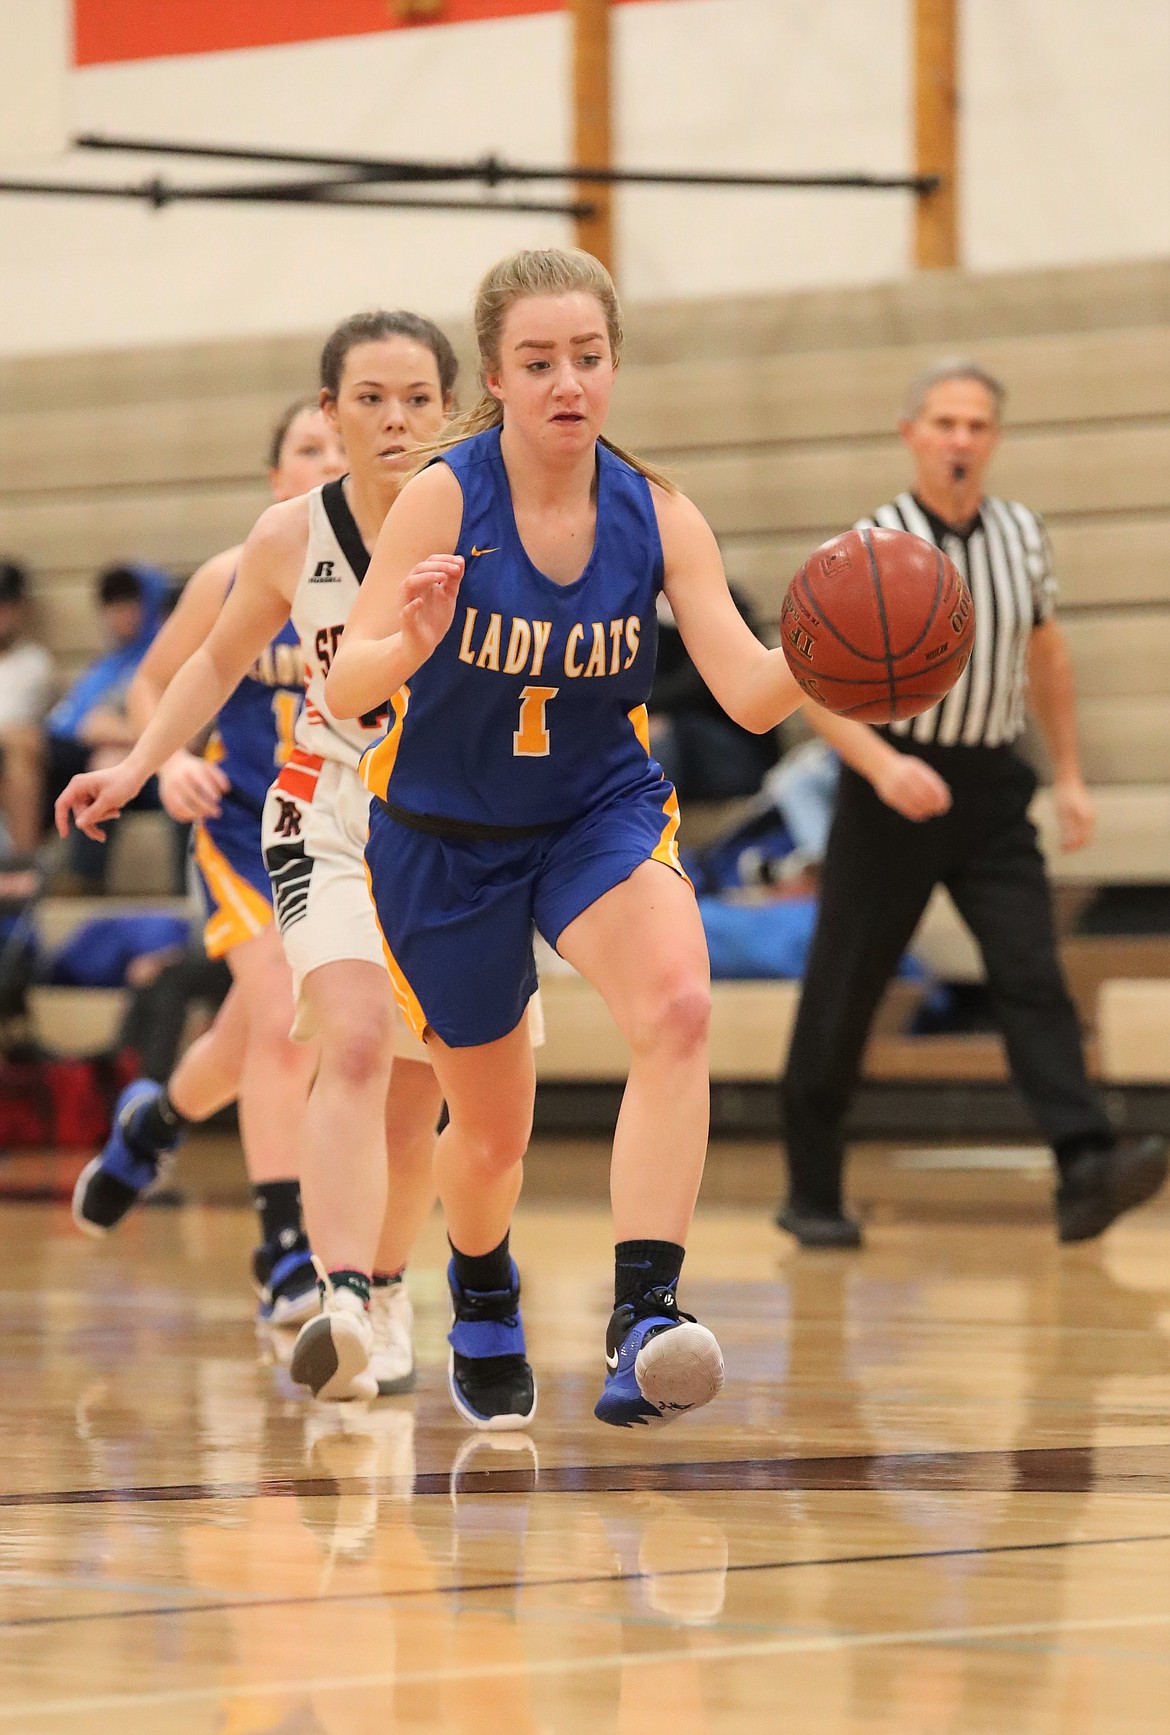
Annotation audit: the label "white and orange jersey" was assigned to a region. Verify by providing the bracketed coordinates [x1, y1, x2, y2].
[291, 478, 391, 771]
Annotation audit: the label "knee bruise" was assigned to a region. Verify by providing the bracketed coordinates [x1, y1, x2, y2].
[322, 1021, 393, 1090]
[629, 980, 711, 1059]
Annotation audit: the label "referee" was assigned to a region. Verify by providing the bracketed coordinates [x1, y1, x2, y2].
[778, 359, 1167, 1248]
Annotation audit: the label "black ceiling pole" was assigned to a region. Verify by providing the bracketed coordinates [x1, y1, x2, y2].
[1, 135, 936, 209]
[0, 174, 592, 217]
[72, 133, 938, 195]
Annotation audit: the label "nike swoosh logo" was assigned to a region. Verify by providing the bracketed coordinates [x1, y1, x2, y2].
[605, 1349, 619, 1371]
[470, 546, 499, 558]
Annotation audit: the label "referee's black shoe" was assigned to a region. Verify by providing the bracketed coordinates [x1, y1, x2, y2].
[1055, 1136, 1169, 1244]
[775, 1202, 864, 1249]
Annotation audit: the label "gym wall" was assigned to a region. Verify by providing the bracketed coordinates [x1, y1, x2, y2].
[0, 0, 1166, 355]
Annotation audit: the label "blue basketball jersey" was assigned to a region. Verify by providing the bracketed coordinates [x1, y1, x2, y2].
[362, 427, 666, 829]
[206, 615, 303, 814]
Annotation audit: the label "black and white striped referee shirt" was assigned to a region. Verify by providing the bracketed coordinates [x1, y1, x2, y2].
[857, 492, 1058, 747]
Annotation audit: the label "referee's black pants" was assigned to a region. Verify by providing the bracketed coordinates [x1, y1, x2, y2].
[780, 741, 1113, 1213]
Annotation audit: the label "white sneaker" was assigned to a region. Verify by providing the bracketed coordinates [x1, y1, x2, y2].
[289, 1277, 376, 1403]
[369, 1280, 416, 1395]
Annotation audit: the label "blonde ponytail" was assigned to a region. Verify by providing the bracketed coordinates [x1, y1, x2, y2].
[414, 249, 675, 492]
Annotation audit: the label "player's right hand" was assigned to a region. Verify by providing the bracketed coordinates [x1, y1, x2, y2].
[54, 760, 147, 842]
[872, 753, 952, 821]
[158, 751, 230, 823]
[400, 555, 464, 659]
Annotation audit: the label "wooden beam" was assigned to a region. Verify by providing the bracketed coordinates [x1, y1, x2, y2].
[571, 0, 614, 273]
[914, 0, 959, 269]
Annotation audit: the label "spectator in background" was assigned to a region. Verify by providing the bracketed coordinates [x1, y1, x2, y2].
[45, 563, 174, 890]
[649, 586, 779, 801]
[0, 561, 55, 856]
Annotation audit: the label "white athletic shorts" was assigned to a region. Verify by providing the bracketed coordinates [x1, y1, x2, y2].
[261, 749, 543, 1052]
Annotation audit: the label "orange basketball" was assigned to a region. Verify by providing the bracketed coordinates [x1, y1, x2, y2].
[780, 527, 975, 723]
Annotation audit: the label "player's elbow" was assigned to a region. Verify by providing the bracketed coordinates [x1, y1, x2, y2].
[736, 703, 776, 735]
[725, 690, 781, 734]
[322, 658, 360, 719]
[709, 676, 769, 733]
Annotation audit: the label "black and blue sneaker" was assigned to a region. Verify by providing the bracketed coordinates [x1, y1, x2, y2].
[71, 1080, 181, 1238]
[253, 1230, 319, 1328]
[447, 1258, 537, 1431]
[594, 1287, 724, 1428]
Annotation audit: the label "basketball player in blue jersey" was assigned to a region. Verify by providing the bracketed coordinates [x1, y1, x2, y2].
[72, 400, 344, 1326]
[58, 314, 469, 1401]
[327, 249, 808, 1430]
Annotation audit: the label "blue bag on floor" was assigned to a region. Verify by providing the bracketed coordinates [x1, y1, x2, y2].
[699, 897, 819, 979]
[699, 896, 925, 983]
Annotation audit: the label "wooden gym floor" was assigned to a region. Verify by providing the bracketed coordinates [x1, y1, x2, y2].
[0, 1138, 1167, 1732]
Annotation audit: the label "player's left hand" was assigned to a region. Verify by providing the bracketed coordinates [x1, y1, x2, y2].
[400, 555, 465, 659]
[158, 749, 230, 822]
[1053, 775, 1095, 852]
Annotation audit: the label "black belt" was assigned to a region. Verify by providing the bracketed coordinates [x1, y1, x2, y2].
[374, 794, 557, 843]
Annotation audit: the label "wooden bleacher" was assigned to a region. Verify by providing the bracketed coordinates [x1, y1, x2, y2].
[2, 257, 1168, 1087]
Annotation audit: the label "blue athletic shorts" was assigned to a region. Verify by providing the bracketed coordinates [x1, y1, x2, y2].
[364, 779, 687, 1048]
[191, 796, 273, 959]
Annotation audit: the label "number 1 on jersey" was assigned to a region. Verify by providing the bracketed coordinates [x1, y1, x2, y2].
[513, 685, 558, 758]
[271, 690, 300, 767]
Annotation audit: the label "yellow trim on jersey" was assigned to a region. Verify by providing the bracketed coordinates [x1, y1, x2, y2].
[628, 703, 690, 883]
[359, 686, 410, 800]
[652, 782, 687, 879]
[628, 702, 652, 756]
[362, 860, 429, 1041]
[193, 824, 273, 959]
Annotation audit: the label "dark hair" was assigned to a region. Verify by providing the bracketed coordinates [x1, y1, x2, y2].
[0, 561, 27, 605]
[97, 565, 143, 606]
[319, 310, 459, 402]
[266, 395, 320, 470]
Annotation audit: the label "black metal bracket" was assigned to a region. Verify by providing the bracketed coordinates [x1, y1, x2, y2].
[0, 133, 939, 213]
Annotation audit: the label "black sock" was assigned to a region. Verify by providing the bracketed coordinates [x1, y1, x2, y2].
[1054, 1132, 1116, 1175]
[614, 1239, 685, 1310]
[372, 1269, 404, 1287]
[450, 1233, 513, 1294]
[132, 1085, 189, 1152]
[325, 1268, 370, 1308]
[252, 1180, 303, 1248]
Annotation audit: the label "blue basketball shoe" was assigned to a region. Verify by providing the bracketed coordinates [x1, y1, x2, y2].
[253, 1230, 319, 1329]
[72, 1080, 182, 1238]
[594, 1287, 724, 1428]
[447, 1258, 537, 1431]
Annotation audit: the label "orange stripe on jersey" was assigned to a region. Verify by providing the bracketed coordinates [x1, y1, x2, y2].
[362, 860, 429, 1041]
[193, 825, 273, 958]
[274, 747, 324, 803]
[359, 687, 410, 800]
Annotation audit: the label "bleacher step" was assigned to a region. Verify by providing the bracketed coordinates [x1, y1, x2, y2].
[28, 986, 128, 1056]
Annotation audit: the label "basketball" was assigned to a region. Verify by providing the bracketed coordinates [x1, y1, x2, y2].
[779, 527, 975, 723]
